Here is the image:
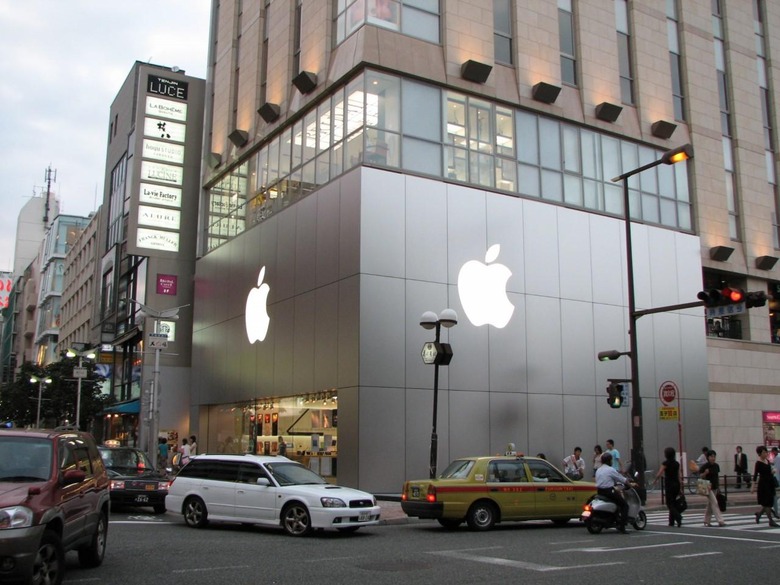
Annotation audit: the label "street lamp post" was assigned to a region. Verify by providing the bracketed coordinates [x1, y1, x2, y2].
[131, 300, 188, 469]
[607, 144, 693, 499]
[66, 344, 97, 430]
[30, 375, 52, 427]
[419, 309, 458, 479]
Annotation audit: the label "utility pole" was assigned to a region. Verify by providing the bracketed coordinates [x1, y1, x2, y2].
[43, 165, 56, 224]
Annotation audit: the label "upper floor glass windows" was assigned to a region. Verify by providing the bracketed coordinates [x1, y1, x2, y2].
[615, 0, 634, 105]
[204, 71, 692, 254]
[334, 0, 440, 45]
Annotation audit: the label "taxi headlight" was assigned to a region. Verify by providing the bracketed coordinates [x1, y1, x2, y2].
[0, 506, 34, 529]
[320, 497, 347, 508]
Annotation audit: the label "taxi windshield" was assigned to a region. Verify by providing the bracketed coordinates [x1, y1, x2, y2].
[438, 459, 474, 479]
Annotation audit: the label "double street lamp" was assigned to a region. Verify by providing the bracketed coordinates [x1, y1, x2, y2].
[66, 344, 96, 430]
[30, 375, 52, 428]
[419, 308, 458, 479]
[600, 144, 693, 498]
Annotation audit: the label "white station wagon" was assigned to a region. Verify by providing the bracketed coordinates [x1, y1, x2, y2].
[166, 453, 381, 536]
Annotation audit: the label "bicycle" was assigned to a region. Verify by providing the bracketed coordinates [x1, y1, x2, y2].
[685, 473, 700, 494]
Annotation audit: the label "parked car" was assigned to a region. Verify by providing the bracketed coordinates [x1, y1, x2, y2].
[98, 446, 169, 514]
[167, 453, 381, 536]
[401, 455, 596, 530]
[0, 428, 110, 585]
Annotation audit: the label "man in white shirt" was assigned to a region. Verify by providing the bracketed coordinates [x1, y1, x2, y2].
[595, 452, 629, 532]
[563, 447, 585, 480]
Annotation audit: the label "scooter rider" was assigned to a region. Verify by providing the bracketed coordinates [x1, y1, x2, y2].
[595, 452, 630, 532]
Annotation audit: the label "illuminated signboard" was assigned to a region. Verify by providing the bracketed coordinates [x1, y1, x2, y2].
[143, 117, 186, 142]
[136, 228, 180, 252]
[147, 75, 189, 101]
[138, 205, 181, 231]
[140, 161, 183, 185]
[142, 139, 185, 164]
[0, 272, 12, 309]
[145, 95, 187, 122]
[157, 274, 178, 295]
[763, 411, 780, 447]
[139, 183, 182, 208]
[157, 320, 176, 342]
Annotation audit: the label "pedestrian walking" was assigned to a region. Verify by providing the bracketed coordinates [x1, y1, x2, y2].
[189, 435, 198, 456]
[734, 445, 751, 489]
[699, 450, 726, 527]
[605, 439, 622, 472]
[751, 445, 779, 527]
[158, 437, 169, 472]
[773, 447, 780, 517]
[654, 447, 683, 527]
[180, 437, 192, 465]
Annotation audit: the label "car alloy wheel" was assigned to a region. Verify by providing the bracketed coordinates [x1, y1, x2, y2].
[282, 503, 313, 536]
[32, 530, 64, 585]
[183, 496, 208, 528]
[466, 501, 497, 531]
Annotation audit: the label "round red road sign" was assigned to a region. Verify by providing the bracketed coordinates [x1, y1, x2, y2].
[659, 381, 678, 405]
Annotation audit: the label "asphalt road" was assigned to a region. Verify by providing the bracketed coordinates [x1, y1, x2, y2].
[61, 504, 780, 585]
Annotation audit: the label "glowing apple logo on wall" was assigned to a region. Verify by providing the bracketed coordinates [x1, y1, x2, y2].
[457, 244, 514, 328]
[245, 266, 271, 343]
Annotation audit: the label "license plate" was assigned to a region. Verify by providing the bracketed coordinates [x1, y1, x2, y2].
[358, 511, 371, 522]
[135, 495, 149, 503]
[411, 486, 420, 498]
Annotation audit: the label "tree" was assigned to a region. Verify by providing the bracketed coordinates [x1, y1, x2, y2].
[0, 358, 108, 430]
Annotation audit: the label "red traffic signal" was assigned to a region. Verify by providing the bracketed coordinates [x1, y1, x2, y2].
[697, 287, 745, 307]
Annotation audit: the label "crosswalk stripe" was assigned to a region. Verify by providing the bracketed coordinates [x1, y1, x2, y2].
[645, 511, 780, 532]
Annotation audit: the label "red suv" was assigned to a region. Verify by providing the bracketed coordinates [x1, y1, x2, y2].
[0, 428, 110, 585]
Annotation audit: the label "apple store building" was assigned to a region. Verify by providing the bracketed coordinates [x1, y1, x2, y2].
[192, 70, 709, 494]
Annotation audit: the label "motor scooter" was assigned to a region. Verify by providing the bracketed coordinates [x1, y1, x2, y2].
[580, 480, 647, 534]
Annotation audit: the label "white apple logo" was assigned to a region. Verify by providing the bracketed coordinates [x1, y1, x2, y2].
[245, 266, 271, 343]
[457, 244, 514, 328]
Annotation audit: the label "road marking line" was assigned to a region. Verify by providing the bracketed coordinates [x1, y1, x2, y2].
[172, 565, 252, 574]
[558, 541, 691, 553]
[672, 552, 722, 559]
[431, 550, 623, 572]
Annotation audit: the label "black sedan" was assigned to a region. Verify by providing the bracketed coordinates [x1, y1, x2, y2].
[98, 446, 169, 514]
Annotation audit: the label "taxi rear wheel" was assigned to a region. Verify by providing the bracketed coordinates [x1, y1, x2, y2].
[466, 501, 498, 531]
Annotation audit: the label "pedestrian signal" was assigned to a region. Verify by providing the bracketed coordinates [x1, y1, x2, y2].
[745, 291, 768, 308]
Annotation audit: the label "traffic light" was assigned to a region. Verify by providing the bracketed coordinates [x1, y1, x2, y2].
[606, 383, 624, 408]
[745, 291, 768, 308]
[697, 286, 745, 307]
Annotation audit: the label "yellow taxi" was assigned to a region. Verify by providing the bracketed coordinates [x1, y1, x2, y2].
[401, 455, 595, 530]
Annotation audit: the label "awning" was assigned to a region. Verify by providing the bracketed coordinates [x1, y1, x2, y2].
[102, 399, 140, 414]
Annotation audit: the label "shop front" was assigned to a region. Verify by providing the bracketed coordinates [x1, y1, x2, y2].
[201, 392, 338, 480]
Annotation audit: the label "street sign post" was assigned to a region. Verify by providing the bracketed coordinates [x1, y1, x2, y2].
[659, 381, 678, 405]
[73, 367, 88, 379]
[148, 332, 168, 349]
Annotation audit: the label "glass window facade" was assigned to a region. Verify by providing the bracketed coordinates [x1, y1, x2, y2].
[204, 71, 693, 254]
[559, 0, 577, 86]
[494, 0, 513, 65]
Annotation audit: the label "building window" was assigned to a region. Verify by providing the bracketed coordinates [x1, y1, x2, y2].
[615, 0, 633, 105]
[293, 0, 303, 76]
[713, 0, 740, 241]
[334, 0, 439, 45]
[558, 0, 576, 86]
[666, 0, 685, 121]
[494, 0, 512, 65]
[260, 0, 270, 107]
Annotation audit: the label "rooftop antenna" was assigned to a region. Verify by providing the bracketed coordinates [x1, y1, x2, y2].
[43, 165, 56, 224]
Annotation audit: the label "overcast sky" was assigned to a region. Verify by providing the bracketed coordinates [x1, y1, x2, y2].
[0, 1, 211, 273]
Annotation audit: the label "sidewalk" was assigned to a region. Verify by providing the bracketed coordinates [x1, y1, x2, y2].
[375, 487, 760, 525]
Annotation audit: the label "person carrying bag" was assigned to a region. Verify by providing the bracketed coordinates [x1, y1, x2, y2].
[699, 450, 726, 527]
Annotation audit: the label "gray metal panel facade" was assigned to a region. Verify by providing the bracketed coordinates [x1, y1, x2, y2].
[192, 167, 709, 493]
